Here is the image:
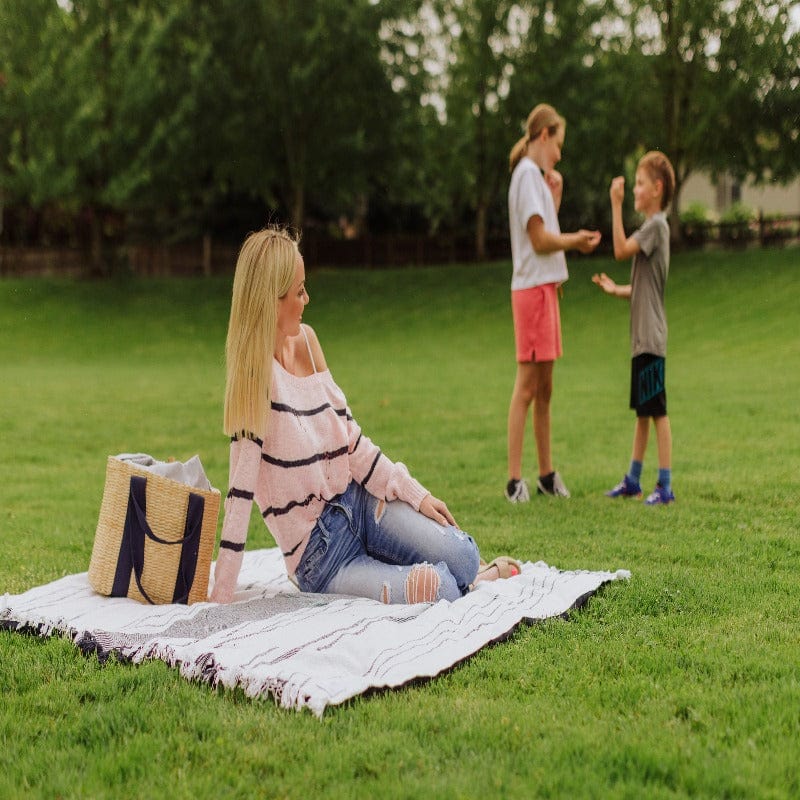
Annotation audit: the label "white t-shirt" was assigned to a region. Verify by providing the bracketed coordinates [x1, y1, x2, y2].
[508, 157, 568, 290]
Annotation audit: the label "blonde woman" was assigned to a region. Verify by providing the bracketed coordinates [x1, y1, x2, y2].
[210, 226, 519, 604]
[505, 103, 601, 503]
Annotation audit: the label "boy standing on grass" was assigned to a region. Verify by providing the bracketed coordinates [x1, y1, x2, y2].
[592, 151, 676, 505]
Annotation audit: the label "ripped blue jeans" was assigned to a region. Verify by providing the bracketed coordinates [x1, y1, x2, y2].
[294, 481, 480, 604]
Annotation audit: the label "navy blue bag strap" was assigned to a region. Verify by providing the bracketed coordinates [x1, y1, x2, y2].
[111, 474, 205, 604]
[172, 492, 205, 603]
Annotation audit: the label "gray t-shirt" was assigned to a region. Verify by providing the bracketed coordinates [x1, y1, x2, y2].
[630, 212, 670, 357]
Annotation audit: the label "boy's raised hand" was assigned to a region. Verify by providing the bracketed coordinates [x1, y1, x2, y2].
[610, 176, 625, 205]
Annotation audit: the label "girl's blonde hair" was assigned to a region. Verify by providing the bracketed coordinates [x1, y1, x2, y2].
[509, 103, 566, 173]
[223, 226, 300, 439]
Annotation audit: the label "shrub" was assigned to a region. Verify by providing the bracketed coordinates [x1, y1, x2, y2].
[680, 202, 710, 225]
[719, 202, 754, 244]
[720, 202, 754, 225]
[680, 202, 710, 246]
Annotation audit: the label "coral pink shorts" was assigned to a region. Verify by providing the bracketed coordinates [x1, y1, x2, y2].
[511, 283, 563, 363]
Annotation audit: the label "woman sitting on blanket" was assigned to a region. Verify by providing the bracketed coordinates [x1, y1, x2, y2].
[210, 226, 520, 605]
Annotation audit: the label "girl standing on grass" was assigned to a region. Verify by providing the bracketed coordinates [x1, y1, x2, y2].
[505, 104, 601, 503]
[210, 227, 520, 605]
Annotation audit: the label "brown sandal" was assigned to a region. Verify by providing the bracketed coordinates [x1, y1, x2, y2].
[477, 556, 522, 580]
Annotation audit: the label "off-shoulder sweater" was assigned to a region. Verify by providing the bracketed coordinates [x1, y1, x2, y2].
[210, 351, 429, 602]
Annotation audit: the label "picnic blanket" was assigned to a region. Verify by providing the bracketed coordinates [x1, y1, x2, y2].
[1, 548, 629, 716]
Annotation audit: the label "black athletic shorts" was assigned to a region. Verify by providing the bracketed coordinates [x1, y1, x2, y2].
[630, 353, 667, 417]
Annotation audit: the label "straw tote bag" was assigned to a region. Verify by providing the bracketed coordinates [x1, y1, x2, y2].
[88, 456, 220, 604]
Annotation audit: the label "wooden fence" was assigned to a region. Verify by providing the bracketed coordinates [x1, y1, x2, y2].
[0, 233, 512, 277]
[680, 213, 800, 249]
[1, 215, 797, 278]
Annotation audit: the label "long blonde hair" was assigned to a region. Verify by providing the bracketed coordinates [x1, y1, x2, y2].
[509, 103, 566, 173]
[223, 226, 300, 439]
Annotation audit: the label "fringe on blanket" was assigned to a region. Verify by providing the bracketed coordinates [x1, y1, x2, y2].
[1, 549, 630, 716]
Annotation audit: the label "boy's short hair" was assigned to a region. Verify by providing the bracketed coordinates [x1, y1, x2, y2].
[638, 151, 675, 210]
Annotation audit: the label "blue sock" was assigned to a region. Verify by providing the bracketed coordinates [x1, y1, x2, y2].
[628, 460, 643, 485]
[658, 468, 672, 492]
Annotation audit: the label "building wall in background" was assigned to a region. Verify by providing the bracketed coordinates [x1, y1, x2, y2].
[682, 173, 800, 216]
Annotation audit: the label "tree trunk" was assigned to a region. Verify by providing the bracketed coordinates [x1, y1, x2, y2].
[475, 97, 487, 261]
[283, 123, 306, 231]
[670, 175, 684, 242]
[353, 193, 369, 238]
[202, 233, 212, 277]
[89, 208, 104, 276]
[290, 183, 305, 231]
[475, 202, 488, 261]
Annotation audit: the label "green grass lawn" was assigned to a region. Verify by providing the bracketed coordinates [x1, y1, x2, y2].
[1, 246, 799, 799]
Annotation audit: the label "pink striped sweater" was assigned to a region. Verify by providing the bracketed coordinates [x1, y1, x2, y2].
[210, 357, 429, 601]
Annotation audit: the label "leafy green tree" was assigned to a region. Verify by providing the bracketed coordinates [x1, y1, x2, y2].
[384, 0, 606, 256]
[1, 0, 408, 251]
[218, 0, 402, 231]
[378, 3, 459, 235]
[105, 0, 234, 241]
[56, 0, 240, 254]
[0, 0, 72, 234]
[384, 0, 527, 256]
[603, 0, 800, 215]
[2, 0, 143, 265]
[503, 0, 613, 236]
[55, 0, 130, 267]
[443, 0, 520, 259]
[4, 0, 797, 257]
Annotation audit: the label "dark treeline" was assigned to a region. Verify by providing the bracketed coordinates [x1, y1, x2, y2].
[1, 0, 798, 271]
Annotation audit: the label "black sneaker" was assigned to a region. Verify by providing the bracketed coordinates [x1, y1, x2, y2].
[536, 471, 570, 498]
[504, 478, 531, 503]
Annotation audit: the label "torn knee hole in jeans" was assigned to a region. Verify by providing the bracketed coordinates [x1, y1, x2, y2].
[381, 582, 391, 604]
[406, 563, 440, 603]
[374, 499, 386, 522]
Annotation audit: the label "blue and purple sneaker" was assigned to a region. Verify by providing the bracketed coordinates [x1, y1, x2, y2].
[645, 484, 675, 505]
[605, 475, 642, 499]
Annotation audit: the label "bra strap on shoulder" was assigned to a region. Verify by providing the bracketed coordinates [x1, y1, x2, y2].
[300, 324, 318, 374]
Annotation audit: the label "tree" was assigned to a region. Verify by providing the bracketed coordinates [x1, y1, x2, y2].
[0, 0, 72, 240]
[105, 0, 235, 242]
[383, 0, 606, 257]
[503, 0, 613, 235]
[2, 0, 147, 266]
[217, 0, 402, 231]
[443, 0, 520, 260]
[602, 0, 800, 217]
[4, 0, 797, 256]
[383, 0, 527, 256]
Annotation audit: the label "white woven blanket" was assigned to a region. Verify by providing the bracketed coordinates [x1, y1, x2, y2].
[1, 549, 629, 716]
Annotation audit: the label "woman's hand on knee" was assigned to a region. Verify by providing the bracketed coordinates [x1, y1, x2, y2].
[419, 493, 457, 528]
